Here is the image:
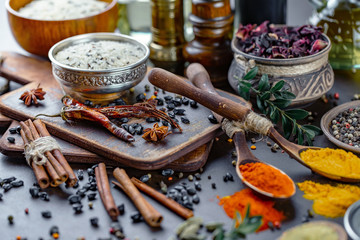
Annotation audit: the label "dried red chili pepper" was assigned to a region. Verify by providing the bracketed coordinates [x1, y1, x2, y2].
[61, 95, 182, 132]
[60, 106, 135, 142]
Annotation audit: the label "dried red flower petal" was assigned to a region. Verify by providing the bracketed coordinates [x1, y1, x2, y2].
[236, 21, 328, 59]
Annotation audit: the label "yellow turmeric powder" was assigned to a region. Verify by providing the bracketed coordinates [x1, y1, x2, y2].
[298, 180, 360, 218]
[300, 148, 360, 178]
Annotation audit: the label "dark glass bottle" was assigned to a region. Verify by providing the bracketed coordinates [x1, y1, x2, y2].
[183, 0, 233, 87]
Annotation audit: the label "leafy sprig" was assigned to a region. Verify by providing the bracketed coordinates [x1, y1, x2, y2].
[237, 66, 321, 145]
[175, 205, 262, 240]
[207, 205, 262, 240]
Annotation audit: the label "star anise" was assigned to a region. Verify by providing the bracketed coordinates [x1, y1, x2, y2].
[142, 123, 172, 142]
[20, 84, 46, 106]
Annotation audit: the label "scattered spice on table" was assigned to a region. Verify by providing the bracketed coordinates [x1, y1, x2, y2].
[239, 162, 295, 197]
[19, 84, 46, 106]
[300, 148, 360, 178]
[298, 180, 360, 218]
[219, 188, 284, 231]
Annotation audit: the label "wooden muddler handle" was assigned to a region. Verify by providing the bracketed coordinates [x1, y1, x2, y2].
[186, 63, 251, 109]
[130, 177, 193, 219]
[148, 68, 251, 122]
[113, 168, 163, 227]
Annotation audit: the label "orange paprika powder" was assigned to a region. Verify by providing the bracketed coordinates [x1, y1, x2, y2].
[239, 162, 295, 197]
[219, 188, 284, 231]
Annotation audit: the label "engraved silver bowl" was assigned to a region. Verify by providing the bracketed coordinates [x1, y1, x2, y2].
[48, 32, 149, 104]
[228, 34, 334, 107]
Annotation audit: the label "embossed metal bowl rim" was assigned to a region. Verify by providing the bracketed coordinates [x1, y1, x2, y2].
[48, 32, 150, 74]
[321, 100, 360, 155]
[344, 199, 360, 239]
[231, 33, 331, 66]
[6, 0, 118, 22]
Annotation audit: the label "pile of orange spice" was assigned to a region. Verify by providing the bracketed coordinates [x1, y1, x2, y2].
[219, 188, 284, 231]
[239, 162, 295, 197]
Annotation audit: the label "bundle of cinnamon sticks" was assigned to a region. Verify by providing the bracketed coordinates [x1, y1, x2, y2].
[20, 119, 77, 188]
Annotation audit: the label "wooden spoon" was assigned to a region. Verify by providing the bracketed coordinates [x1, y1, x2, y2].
[186, 63, 295, 199]
[148, 66, 360, 183]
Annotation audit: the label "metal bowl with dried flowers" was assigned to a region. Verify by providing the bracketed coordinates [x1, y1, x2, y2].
[228, 21, 334, 107]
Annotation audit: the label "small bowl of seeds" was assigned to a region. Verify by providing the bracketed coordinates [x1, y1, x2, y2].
[321, 100, 360, 154]
[48, 32, 150, 104]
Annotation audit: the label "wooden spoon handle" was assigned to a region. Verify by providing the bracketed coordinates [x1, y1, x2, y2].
[186, 63, 251, 108]
[148, 68, 251, 121]
[186, 63, 218, 95]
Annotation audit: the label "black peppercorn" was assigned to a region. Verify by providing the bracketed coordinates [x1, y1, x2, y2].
[41, 211, 52, 218]
[9, 127, 17, 134]
[7, 137, 15, 143]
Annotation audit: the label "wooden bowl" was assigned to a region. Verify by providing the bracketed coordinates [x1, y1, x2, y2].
[5, 0, 118, 57]
[321, 100, 360, 154]
[228, 34, 334, 107]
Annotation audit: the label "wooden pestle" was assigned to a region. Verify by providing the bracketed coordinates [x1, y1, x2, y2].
[147, 68, 251, 122]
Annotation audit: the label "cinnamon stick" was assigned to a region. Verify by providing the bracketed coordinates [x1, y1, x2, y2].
[33, 119, 77, 187]
[22, 120, 63, 187]
[20, 121, 62, 187]
[95, 163, 119, 221]
[20, 129, 49, 189]
[113, 168, 163, 227]
[131, 177, 194, 219]
[26, 120, 68, 183]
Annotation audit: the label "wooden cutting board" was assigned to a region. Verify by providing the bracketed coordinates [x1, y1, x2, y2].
[0, 120, 212, 171]
[0, 52, 213, 171]
[0, 51, 244, 170]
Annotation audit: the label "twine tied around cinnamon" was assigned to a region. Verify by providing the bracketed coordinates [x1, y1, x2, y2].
[221, 111, 272, 138]
[24, 136, 60, 166]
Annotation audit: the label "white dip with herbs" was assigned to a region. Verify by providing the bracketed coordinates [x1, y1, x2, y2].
[18, 0, 108, 20]
[54, 40, 145, 70]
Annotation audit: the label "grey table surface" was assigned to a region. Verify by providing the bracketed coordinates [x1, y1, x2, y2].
[1, 2, 360, 240]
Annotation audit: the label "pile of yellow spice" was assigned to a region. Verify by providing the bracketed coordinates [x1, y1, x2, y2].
[298, 180, 360, 218]
[300, 148, 360, 179]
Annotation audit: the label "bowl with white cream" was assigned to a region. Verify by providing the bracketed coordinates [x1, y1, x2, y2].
[6, 0, 118, 56]
[49, 32, 150, 103]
